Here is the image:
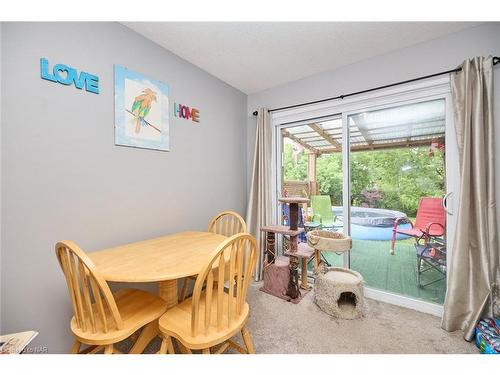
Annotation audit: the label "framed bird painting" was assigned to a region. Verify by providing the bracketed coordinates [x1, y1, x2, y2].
[114, 65, 170, 151]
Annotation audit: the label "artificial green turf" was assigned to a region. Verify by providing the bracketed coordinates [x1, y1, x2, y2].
[313, 239, 446, 305]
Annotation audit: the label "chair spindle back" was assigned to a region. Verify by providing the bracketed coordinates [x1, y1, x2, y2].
[208, 211, 247, 237]
[190, 233, 257, 337]
[55, 241, 123, 334]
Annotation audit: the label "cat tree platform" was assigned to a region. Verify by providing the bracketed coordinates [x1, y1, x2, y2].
[261, 225, 304, 237]
[307, 230, 352, 269]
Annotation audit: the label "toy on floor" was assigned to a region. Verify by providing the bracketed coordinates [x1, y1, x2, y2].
[475, 318, 500, 354]
[260, 197, 314, 303]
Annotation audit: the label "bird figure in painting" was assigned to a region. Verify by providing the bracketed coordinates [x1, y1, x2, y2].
[131, 88, 157, 133]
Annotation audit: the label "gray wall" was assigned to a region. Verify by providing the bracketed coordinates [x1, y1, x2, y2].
[0, 22, 247, 353]
[247, 22, 500, 193]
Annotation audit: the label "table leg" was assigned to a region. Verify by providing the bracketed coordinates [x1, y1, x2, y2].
[128, 320, 159, 354]
[158, 280, 189, 353]
[129, 280, 179, 354]
[159, 280, 178, 308]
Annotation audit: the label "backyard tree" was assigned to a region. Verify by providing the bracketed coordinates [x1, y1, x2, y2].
[283, 142, 445, 217]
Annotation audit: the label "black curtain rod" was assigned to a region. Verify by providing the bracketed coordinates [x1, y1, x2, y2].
[252, 56, 500, 116]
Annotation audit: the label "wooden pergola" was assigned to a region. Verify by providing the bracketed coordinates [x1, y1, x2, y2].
[281, 112, 446, 196]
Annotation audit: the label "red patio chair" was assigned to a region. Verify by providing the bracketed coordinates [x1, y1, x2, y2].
[390, 197, 445, 255]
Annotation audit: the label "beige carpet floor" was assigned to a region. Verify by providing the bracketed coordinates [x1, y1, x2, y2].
[121, 281, 477, 354]
[243, 281, 476, 354]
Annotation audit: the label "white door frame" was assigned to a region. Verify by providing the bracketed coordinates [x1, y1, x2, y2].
[272, 76, 456, 317]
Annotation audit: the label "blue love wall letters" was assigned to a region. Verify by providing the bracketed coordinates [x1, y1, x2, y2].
[40, 58, 99, 94]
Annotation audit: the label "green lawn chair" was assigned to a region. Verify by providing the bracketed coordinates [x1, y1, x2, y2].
[310, 195, 336, 230]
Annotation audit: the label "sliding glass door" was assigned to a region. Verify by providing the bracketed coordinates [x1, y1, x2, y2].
[346, 99, 448, 305]
[275, 79, 456, 312]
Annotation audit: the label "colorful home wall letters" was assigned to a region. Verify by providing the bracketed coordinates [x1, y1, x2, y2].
[174, 102, 199, 123]
[40, 58, 99, 94]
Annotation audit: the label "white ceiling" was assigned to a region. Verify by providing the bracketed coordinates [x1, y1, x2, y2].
[124, 22, 481, 94]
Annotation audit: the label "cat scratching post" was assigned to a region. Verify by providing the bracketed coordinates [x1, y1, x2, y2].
[260, 197, 314, 303]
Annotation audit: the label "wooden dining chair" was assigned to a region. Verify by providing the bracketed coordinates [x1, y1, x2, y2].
[158, 233, 257, 354]
[180, 210, 247, 302]
[207, 210, 247, 237]
[56, 240, 168, 354]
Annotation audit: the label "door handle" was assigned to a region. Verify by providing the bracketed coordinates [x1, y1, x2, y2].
[443, 192, 453, 215]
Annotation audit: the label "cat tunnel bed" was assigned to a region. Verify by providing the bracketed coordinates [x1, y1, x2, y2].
[314, 267, 366, 319]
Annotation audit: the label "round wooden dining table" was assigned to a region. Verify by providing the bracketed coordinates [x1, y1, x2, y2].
[88, 230, 228, 353]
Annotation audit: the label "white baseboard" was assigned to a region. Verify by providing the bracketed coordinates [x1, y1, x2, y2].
[364, 287, 444, 317]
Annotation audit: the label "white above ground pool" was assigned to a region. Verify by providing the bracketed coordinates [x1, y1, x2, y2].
[331, 206, 412, 241]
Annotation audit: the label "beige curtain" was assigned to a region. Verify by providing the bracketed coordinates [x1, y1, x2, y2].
[442, 56, 499, 340]
[246, 108, 274, 281]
